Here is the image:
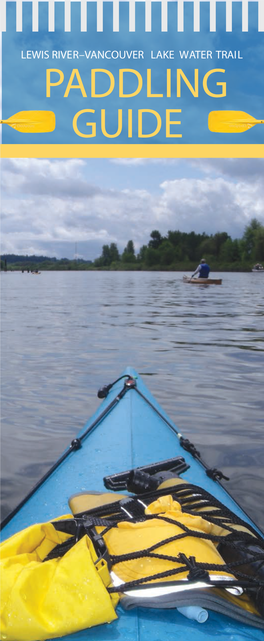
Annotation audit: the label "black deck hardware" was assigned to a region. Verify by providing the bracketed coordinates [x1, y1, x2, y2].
[103, 457, 190, 492]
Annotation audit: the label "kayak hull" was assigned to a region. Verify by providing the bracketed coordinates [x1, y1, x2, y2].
[1, 368, 263, 641]
[183, 277, 222, 284]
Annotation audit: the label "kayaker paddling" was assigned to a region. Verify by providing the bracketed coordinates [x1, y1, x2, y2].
[191, 258, 210, 279]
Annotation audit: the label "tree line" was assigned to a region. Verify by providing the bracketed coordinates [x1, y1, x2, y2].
[94, 219, 264, 271]
[1, 219, 264, 272]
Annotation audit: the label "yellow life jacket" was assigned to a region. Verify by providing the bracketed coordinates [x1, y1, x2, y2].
[102, 495, 235, 584]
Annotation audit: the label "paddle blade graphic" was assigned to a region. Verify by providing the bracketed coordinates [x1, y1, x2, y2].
[208, 110, 264, 134]
[0, 110, 56, 133]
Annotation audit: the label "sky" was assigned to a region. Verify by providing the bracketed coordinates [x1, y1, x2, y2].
[2, 0, 264, 146]
[1, 157, 264, 260]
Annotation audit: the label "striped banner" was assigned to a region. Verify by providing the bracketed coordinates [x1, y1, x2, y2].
[1, 0, 264, 33]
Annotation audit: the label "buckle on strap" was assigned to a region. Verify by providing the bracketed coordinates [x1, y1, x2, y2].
[83, 517, 112, 570]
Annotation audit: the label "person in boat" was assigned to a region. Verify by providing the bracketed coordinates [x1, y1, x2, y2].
[191, 258, 210, 279]
[253, 263, 263, 271]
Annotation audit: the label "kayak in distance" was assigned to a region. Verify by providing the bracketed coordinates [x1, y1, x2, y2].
[1, 368, 264, 641]
[252, 264, 264, 272]
[183, 275, 222, 285]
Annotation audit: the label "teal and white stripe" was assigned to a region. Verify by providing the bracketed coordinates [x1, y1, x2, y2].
[1, 0, 264, 34]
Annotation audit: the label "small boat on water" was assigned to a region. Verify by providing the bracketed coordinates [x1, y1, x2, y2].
[1, 369, 264, 641]
[183, 275, 222, 285]
[252, 264, 264, 272]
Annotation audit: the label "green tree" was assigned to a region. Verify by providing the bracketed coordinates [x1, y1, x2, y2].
[122, 240, 136, 263]
[109, 243, 120, 263]
[159, 241, 175, 266]
[214, 232, 230, 258]
[148, 230, 163, 250]
[137, 245, 148, 263]
[243, 219, 262, 257]
[253, 227, 264, 261]
[145, 247, 160, 267]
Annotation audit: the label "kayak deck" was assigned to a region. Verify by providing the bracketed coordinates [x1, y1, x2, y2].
[1, 368, 263, 641]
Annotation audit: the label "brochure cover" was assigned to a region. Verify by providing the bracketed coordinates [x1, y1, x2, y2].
[1, 4, 264, 641]
[1, 0, 264, 157]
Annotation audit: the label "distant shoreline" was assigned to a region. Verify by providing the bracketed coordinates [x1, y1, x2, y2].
[0, 266, 256, 273]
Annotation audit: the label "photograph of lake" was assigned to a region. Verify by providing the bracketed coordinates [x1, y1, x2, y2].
[1, 269, 264, 530]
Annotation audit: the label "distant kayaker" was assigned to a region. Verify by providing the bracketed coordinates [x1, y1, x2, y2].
[191, 258, 210, 279]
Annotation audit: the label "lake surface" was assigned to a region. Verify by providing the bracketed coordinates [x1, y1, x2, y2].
[1, 271, 264, 530]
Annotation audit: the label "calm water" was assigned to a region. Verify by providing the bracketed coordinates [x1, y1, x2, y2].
[1, 271, 264, 529]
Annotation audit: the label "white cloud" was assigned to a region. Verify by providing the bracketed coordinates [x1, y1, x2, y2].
[1, 158, 264, 259]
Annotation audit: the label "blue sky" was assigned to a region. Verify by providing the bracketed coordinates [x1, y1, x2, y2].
[1, 4, 264, 259]
[2, 157, 264, 259]
[2, 1, 264, 144]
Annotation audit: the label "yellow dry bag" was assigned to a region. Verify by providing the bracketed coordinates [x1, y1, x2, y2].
[0, 518, 118, 641]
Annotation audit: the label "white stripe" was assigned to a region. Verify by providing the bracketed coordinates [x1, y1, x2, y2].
[0, 0, 262, 35]
[48, 0, 54, 31]
[145, 0, 151, 31]
[129, 0, 135, 31]
[32, 0, 38, 31]
[193, 0, 200, 31]
[177, 0, 184, 31]
[242, 0, 248, 32]
[64, 0, 71, 30]
[161, 0, 168, 32]
[97, 0, 103, 31]
[226, 0, 232, 31]
[209, 0, 216, 31]
[113, 0, 119, 31]
[80, 0, 87, 31]
[0, 0, 6, 32]
[259, 0, 264, 32]
[16, 0, 23, 31]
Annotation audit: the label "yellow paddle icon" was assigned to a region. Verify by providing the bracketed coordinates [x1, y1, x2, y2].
[208, 110, 264, 134]
[0, 110, 56, 133]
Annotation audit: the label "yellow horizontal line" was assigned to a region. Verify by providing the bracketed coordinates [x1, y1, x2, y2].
[1, 144, 264, 158]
